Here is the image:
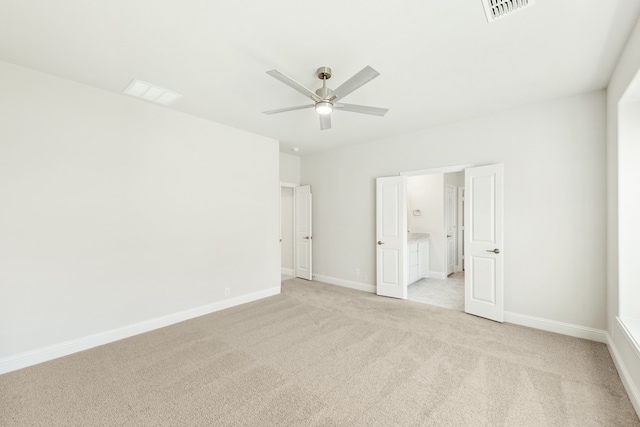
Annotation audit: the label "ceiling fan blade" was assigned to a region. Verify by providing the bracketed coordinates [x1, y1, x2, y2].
[262, 104, 314, 115]
[266, 70, 322, 102]
[319, 114, 331, 131]
[331, 66, 380, 101]
[335, 103, 389, 116]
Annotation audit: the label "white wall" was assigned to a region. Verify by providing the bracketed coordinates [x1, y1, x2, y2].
[280, 152, 301, 184]
[302, 90, 606, 330]
[0, 61, 280, 364]
[607, 16, 640, 416]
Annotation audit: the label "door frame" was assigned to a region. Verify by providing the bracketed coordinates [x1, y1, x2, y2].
[401, 165, 473, 178]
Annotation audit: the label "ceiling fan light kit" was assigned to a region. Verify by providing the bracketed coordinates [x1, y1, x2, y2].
[315, 101, 333, 115]
[263, 65, 388, 130]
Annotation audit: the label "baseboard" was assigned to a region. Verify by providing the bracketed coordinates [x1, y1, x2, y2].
[281, 267, 294, 276]
[504, 311, 607, 343]
[607, 318, 640, 418]
[428, 271, 446, 280]
[0, 286, 281, 375]
[314, 274, 376, 293]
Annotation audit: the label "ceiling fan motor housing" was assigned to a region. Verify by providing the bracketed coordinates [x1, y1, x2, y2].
[315, 86, 334, 99]
[316, 66, 332, 80]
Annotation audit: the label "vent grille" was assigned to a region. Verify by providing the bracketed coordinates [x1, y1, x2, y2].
[482, 0, 535, 22]
[122, 79, 182, 106]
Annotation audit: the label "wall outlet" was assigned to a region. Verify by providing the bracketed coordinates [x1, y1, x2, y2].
[355, 268, 360, 277]
[224, 287, 230, 297]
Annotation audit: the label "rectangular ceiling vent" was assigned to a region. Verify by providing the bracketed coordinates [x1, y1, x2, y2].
[122, 79, 182, 106]
[482, 0, 535, 22]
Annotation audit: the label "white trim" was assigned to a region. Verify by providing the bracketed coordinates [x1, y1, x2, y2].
[428, 271, 447, 280]
[504, 311, 607, 343]
[281, 267, 294, 276]
[0, 287, 281, 375]
[314, 274, 376, 293]
[400, 164, 472, 177]
[608, 320, 640, 418]
[280, 181, 298, 188]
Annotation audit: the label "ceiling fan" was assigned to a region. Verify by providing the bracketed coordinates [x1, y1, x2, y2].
[262, 66, 389, 131]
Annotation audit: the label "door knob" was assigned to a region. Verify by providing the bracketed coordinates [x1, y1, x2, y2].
[377, 241, 385, 245]
[305, 236, 312, 240]
[447, 234, 452, 238]
[486, 248, 500, 254]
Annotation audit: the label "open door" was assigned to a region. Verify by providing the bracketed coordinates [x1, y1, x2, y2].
[295, 185, 312, 280]
[464, 164, 504, 322]
[376, 176, 407, 299]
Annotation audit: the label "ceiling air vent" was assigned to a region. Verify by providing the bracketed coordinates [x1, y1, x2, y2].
[482, 0, 535, 22]
[122, 79, 182, 106]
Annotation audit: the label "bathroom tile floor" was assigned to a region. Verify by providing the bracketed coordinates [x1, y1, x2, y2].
[408, 272, 465, 311]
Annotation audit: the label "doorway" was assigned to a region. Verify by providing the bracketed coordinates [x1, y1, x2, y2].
[280, 185, 295, 280]
[376, 163, 504, 322]
[280, 183, 313, 282]
[405, 171, 465, 310]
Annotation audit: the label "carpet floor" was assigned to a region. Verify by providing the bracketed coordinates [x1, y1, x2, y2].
[1, 278, 638, 426]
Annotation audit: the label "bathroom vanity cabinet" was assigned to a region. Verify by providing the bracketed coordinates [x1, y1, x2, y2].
[408, 234, 430, 284]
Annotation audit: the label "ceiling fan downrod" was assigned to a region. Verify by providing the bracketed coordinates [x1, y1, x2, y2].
[314, 66, 334, 114]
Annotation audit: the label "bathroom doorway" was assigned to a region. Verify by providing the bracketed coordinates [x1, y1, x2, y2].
[405, 170, 465, 311]
[377, 163, 504, 321]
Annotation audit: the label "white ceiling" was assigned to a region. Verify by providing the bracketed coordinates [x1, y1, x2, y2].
[1, 1, 639, 155]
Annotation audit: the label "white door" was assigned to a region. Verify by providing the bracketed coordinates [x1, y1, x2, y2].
[295, 185, 312, 280]
[464, 164, 504, 322]
[445, 184, 456, 276]
[376, 176, 407, 299]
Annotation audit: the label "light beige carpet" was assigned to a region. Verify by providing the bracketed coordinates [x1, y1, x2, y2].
[1, 278, 638, 426]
